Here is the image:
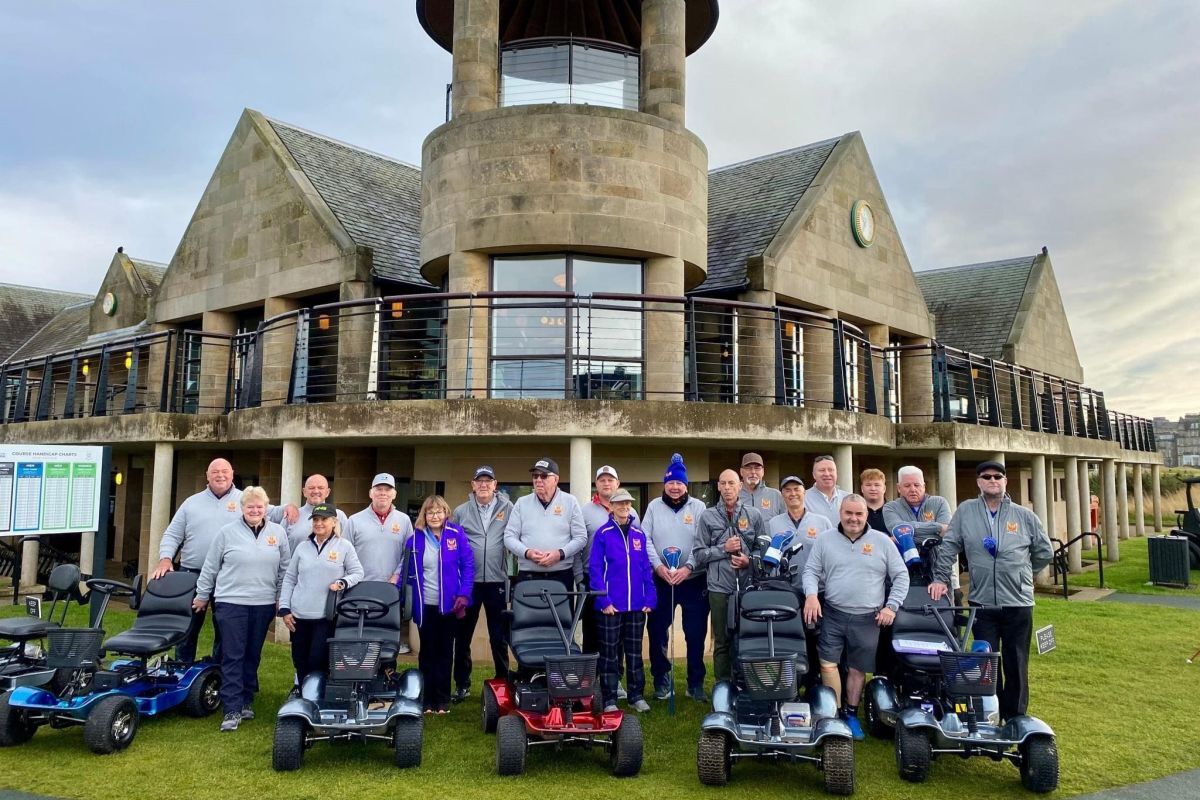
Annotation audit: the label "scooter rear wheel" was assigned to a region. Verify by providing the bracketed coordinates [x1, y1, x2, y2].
[0, 691, 37, 746]
[482, 684, 499, 734]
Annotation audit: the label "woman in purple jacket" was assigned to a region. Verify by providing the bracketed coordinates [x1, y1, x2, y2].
[589, 489, 656, 713]
[391, 495, 474, 714]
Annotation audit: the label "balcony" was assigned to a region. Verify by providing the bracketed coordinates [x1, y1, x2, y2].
[0, 292, 1157, 453]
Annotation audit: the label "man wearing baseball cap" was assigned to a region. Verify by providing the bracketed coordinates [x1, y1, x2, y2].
[344, 472, 415, 654]
[450, 466, 514, 701]
[738, 452, 784, 520]
[504, 457, 587, 594]
[928, 461, 1054, 721]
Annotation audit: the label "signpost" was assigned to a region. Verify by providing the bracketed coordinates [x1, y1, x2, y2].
[1035, 624, 1057, 655]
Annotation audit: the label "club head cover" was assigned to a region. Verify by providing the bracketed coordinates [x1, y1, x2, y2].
[891, 524, 921, 565]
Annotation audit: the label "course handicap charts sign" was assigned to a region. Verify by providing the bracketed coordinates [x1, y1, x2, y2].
[0, 445, 104, 536]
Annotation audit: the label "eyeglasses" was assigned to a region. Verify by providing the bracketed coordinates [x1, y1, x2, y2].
[979, 474, 1005, 481]
[531, 473, 551, 480]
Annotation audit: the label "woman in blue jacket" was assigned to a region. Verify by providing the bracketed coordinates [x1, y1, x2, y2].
[589, 489, 656, 713]
[391, 495, 474, 714]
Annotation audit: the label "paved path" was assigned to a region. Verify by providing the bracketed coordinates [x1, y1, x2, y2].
[1070, 768, 1200, 799]
[1101, 592, 1200, 610]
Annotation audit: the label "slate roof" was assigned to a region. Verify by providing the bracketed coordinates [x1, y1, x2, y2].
[915, 256, 1038, 358]
[0, 285, 91, 363]
[129, 257, 167, 295]
[267, 119, 428, 288]
[697, 136, 842, 293]
[4, 302, 92, 363]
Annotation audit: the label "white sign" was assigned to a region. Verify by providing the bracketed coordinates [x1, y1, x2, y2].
[0, 444, 104, 537]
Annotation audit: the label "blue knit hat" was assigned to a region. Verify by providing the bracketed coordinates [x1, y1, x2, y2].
[664, 453, 688, 484]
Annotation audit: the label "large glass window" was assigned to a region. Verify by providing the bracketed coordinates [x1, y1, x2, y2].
[490, 254, 643, 399]
[500, 40, 639, 111]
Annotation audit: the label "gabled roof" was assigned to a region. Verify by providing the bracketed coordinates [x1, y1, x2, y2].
[0, 284, 91, 363]
[129, 256, 167, 296]
[4, 301, 92, 362]
[915, 256, 1038, 358]
[697, 136, 842, 293]
[267, 119, 428, 287]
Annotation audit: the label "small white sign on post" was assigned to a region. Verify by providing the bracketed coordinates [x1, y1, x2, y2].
[1035, 624, 1057, 655]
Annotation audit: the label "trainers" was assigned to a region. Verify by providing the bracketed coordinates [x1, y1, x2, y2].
[397, 643, 412, 655]
[240, 706, 255, 720]
[219, 712, 241, 732]
[631, 699, 650, 713]
[686, 685, 707, 702]
[842, 712, 864, 741]
[653, 683, 674, 700]
[452, 685, 471, 704]
[603, 703, 619, 713]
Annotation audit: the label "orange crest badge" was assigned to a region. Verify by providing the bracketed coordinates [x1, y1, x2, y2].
[807, 527, 818, 538]
[1006, 521, 1019, 533]
[226, 502, 237, 511]
[553, 505, 563, 516]
[861, 543, 874, 555]
[496, 511, 506, 521]
[683, 513, 694, 525]
[761, 499, 771, 509]
[391, 523, 401, 533]
[446, 539, 458, 551]
[327, 551, 339, 562]
[737, 517, 749, 531]
[923, 511, 935, 521]
[266, 536, 278, 546]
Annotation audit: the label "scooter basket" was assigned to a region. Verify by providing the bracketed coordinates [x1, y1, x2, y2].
[939, 651, 1001, 697]
[46, 628, 104, 669]
[328, 638, 382, 683]
[739, 657, 797, 702]
[544, 654, 598, 699]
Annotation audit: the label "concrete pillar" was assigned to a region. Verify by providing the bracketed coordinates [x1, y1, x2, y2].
[736, 290, 777, 404]
[79, 531, 96, 578]
[112, 453, 129, 562]
[989, 453, 1006, 466]
[938, 450, 958, 512]
[899, 336, 934, 423]
[1102, 458, 1119, 561]
[570, 438, 593, 508]
[1133, 463, 1145, 536]
[1031, 455, 1050, 584]
[804, 310, 837, 410]
[644, 257, 685, 401]
[1064, 456, 1082, 572]
[199, 310, 235, 412]
[336, 280, 374, 402]
[1152, 463, 1163, 532]
[451, 0, 499, 117]
[1117, 462, 1130, 540]
[446, 251, 490, 399]
[640, 0, 687, 123]
[145, 323, 173, 411]
[261, 296, 300, 407]
[1079, 461, 1094, 549]
[146, 442, 175, 570]
[281, 440, 304, 508]
[834, 445, 854, 493]
[20, 538, 39, 590]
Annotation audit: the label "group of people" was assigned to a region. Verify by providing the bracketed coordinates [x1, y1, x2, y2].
[155, 450, 1053, 738]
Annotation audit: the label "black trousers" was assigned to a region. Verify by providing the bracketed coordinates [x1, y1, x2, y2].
[214, 602, 274, 714]
[972, 605, 1034, 719]
[647, 575, 709, 691]
[177, 569, 219, 664]
[454, 582, 510, 687]
[418, 605, 457, 709]
[290, 617, 333, 684]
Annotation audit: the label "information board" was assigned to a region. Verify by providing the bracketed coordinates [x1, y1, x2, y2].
[0, 445, 104, 536]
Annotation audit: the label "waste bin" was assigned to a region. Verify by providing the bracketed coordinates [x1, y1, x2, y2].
[1148, 535, 1191, 587]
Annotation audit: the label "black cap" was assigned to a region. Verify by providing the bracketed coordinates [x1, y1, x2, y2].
[530, 457, 559, 476]
[473, 466, 496, 480]
[310, 502, 337, 519]
[976, 461, 1006, 477]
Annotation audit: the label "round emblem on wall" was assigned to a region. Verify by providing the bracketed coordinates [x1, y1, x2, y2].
[101, 292, 118, 316]
[850, 199, 876, 248]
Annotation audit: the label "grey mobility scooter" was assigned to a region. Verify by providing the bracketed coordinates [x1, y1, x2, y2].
[1, 564, 85, 692]
[272, 580, 423, 771]
[864, 535, 1059, 792]
[697, 531, 856, 795]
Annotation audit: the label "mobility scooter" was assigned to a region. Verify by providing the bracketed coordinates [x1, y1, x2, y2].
[1, 564, 85, 692]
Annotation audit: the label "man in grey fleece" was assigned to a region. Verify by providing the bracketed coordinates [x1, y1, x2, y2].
[504, 457, 587, 594]
[270, 473, 348, 550]
[929, 461, 1054, 720]
[802, 494, 908, 739]
[343, 473, 415, 654]
[738, 452, 784, 520]
[882, 465, 952, 540]
[693, 469, 764, 682]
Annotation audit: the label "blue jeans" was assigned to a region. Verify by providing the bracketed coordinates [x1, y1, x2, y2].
[214, 602, 275, 714]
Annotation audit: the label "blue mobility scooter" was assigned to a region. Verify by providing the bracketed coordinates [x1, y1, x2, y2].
[1, 564, 86, 692]
[697, 533, 856, 795]
[0, 572, 221, 754]
[272, 581, 424, 771]
[864, 535, 1059, 793]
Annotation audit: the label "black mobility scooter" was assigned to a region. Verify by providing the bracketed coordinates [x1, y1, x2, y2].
[1, 564, 85, 692]
[272, 580, 424, 771]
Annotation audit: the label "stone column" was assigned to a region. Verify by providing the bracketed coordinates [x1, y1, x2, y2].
[1031, 455, 1050, 584]
[834, 445, 854, 494]
[336, 280, 374, 402]
[79, 532, 96, 578]
[989, 453, 1006, 466]
[644, 257, 685, 401]
[20, 538, 40, 590]
[261, 297, 300, 407]
[112, 454, 129, 562]
[938, 450, 958, 511]
[1133, 463, 1145, 536]
[145, 323, 174, 411]
[640, 0, 687, 123]
[1064, 456, 1082, 572]
[146, 442, 175, 570]
[1102, 458, 1119, 561]
[736, 290, 777, 404]
[570, 438, 593, 508]
[199, 310, 235, 412]
[281, 440, 304, 507]
[1117, 462, 1130, 540]
[1152, 463, 1163, 532]
[804, 310, 837, 410]
[1079, 461, 1094, 549]
[451, 0, 499, 117]
[899, 336, 934, 423]
[446, 251, 490, 399]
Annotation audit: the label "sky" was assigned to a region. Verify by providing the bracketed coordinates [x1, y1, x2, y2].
[1, 0, 1197, 419]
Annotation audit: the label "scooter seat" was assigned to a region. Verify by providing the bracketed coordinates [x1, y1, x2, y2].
[0, 617, 58, 641]
[892, 631, 956, 671]
[103, 627, 187, 657]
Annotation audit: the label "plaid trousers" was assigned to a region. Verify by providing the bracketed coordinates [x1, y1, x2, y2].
[597, 610, 647, 706]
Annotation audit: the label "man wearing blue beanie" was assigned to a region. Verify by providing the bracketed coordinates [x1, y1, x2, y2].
[643, 454, 710, 701]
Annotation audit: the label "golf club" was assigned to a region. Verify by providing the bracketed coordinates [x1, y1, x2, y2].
[1187, 646, 1200, 664]
[664, 546, 682, 715]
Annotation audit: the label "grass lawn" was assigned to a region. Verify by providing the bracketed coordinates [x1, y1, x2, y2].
[2, 597, 1199, 799]
[1068, 535, 1200, 596]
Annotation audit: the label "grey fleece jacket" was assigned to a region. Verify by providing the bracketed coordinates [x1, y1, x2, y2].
[692, 502, 766, 594]
[882, 495, 952, 538]
[196, 518, 291, 606]
[278, 534, 364, 619]
[503, 489, 588, 572]
[802, 526, 909, 614]
[643, 496, 707, 572]
[934, 495, 1054, 608]
[739, 484, 785, 520]
[452, 493, 515, 583]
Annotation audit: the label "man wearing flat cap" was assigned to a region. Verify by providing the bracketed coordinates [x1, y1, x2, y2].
[504, 457, 588, 594]
[928, 461, 1054, 721]
[738, 452, 784, 520]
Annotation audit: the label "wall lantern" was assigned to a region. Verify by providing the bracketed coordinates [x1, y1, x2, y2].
[124, 351, 133, 370]
[81, 359, 90, 377]
[318, 314, 331, 331]
[390, 301, 405, 319]
[114, 472, 123, 486]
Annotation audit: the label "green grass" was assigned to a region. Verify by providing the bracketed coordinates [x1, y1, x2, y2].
[1067, 535, 1200, 596]
[2, 598, 1200, 799]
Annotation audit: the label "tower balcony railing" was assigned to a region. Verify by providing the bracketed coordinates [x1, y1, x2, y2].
[0, 291, 1158, 453]
[498, 36, 639, 111]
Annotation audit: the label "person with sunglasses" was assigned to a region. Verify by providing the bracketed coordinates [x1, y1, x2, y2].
[503, 457, 587, 594]
[928, 461, 1054, 722]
